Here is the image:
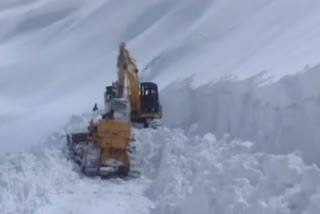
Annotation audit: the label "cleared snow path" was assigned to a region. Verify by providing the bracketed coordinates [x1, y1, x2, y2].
[0, 113, 153, 214]
[35, 178, 152, 214]
[0, 148, 152, 214]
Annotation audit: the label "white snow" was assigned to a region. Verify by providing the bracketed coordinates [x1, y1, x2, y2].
[161, 66, 320, 164]
[1, 0, 320, 213]
[136, 127, 320, 214]
[0, 147, 153, 214]
[1, 0, 320, 160]
[0, 114, 154, 214]
[2, 113, 320, 214]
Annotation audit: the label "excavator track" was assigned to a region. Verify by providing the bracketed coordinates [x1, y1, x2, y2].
[80, 142, 100, 177]
[127, 143, 141, 178]
[67, 134, 141, 179]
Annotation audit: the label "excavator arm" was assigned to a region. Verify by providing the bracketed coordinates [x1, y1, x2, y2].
[116, 43, 141, 116]
[104, 42, 162, 127]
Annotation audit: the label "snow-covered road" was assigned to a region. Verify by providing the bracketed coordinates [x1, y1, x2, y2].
[0, 148, 152, 214]
[36, 178, 152, 214]
[0, 113, 154, 214]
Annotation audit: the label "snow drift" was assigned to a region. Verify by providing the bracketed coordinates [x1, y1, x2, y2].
[137, 127, 320, 214]
[0, 113, 153, 214]
[0, 142, 78, 213]
[2, 113, 320, 214]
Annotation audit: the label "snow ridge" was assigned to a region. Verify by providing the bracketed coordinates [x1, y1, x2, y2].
[2, 113, 320, 214]
[136, 127, 320, 214]
[161, 65, 320, 165]
[0, 147, 77, 213]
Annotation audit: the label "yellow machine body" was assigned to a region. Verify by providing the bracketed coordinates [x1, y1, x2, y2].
[67, 114, 139, 178]
[90, 119, 132, 174]
[67, 42, 161, 178]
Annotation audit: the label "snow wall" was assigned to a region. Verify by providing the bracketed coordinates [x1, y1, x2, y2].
[161, 65, 320, 165]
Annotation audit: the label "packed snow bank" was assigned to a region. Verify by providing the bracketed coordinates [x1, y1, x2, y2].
[0, 146, 77, 213]
[2, 111, 320, 214]
[0, 146, 152, 214]
[135, 127, 320, 214]
[160, 65, 320, 165]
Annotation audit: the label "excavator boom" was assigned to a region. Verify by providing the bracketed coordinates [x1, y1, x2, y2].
[105, 42, 162, 127]
[116, 43, 141, 115]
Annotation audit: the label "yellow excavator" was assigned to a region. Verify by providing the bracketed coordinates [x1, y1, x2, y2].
[66, 98, 140, 178]
[65, 43, 155, 178]
[104, 42, 162, 128]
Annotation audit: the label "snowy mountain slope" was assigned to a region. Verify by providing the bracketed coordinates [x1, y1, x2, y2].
[139, 0, 320, 87]
[1, 0, 320, 161]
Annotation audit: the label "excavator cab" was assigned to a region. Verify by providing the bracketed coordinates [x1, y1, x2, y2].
[103, 43, 162, 127]
[105, 86, 116, 102]
[140, 82, 161, 114]
[104, 85, 116, 112]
